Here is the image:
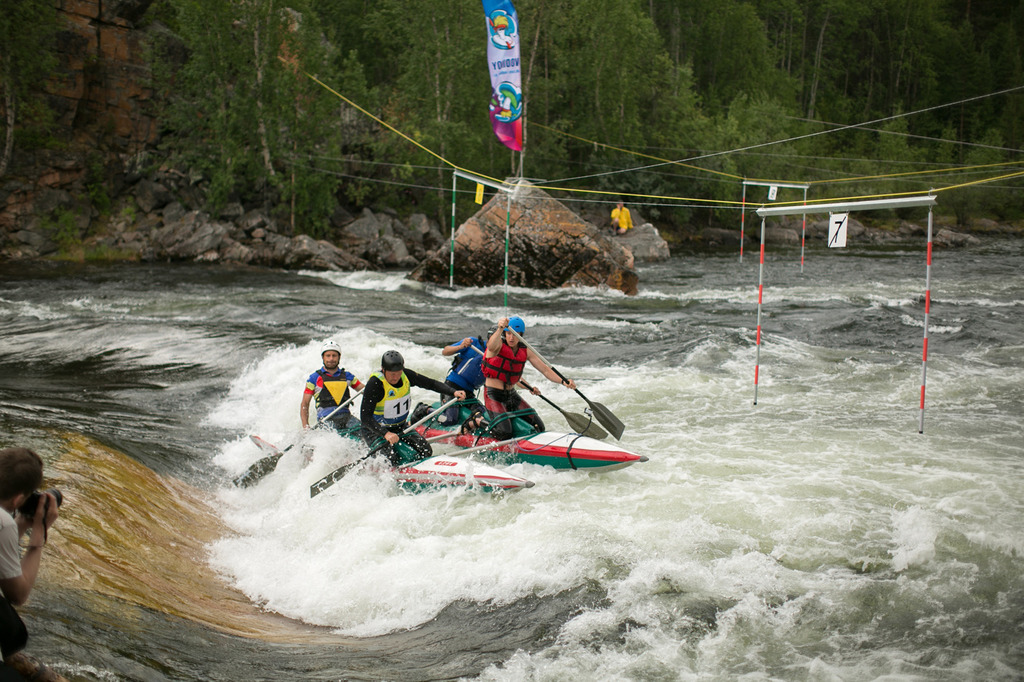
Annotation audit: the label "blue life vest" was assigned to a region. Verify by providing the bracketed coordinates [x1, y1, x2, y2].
[445, 337, 487, 391]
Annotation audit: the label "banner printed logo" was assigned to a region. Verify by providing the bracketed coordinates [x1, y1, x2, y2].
[487, 10, 517, 50]
[490, 81, 523, 123]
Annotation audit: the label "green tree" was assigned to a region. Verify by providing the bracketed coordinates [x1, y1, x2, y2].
[0, 0, 58, 176]
[149, 0, 1024, 232]
[159, 0, 343, 235]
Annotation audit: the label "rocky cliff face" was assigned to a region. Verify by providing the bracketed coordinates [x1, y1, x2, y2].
[1, 0, 163, 251]
[54, 0, 160, 150]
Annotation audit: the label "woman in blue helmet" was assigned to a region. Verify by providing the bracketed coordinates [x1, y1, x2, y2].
[481, 316, 577, 439]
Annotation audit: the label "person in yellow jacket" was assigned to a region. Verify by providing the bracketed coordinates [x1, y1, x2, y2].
[610, 200, 633, 235]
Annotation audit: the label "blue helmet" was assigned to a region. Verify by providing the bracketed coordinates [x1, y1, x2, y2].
[506, 316, 526, 335]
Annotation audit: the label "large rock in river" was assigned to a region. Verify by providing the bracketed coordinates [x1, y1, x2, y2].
[408, 183, 639, 295]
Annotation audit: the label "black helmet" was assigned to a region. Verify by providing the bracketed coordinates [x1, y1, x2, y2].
[381, 350, 404, 372]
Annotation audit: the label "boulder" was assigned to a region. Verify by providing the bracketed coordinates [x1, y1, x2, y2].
[934, 228, 981, 248]
[616, 223, 670, 261]
[365, 235, 417, 268]
[162, 201, 186, 225]
[13, 228, 58, 256]
[219, 202, 245, 221]
[765, 225, 800, 245]
[896, 220, 927, 238]
[284, 234, 370, 270]
[151, 210, 233, 258]
[702, 227, 746, 247]
[343, 208, 395, 241]
[134, 179, 173, 213]
[407, 213, 446, 250]
[408, 182, 638, 295]
[238, 208, 270, 234]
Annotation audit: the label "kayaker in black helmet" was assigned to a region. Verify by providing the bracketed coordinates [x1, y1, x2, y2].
[482, 316, 577, 440]
[359, 350, 467, 465]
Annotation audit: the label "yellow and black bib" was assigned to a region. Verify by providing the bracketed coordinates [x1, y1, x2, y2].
[371, 371, 411, 425]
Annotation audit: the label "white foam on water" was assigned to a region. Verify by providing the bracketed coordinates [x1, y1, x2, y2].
[202, 248, 1024, 678]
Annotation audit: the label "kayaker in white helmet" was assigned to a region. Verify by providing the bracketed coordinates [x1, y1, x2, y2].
[300, 339, 364, 431]
[482, 316, 576, 440]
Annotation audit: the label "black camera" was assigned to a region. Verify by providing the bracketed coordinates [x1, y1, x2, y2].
[18, 489, 63, 519]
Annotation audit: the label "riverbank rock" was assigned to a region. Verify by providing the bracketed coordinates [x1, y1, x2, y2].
[336, 208, 444, 267]
[615, 223, 671, 261]
[934, 228, 981, 248]
[408, 182, 639, 295]
[737, 215, 992, 248]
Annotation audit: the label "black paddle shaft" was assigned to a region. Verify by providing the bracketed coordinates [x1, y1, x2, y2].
[309, 397, 460, 498]
[520, 380, 608, 439]
[506, 328, 626, 440]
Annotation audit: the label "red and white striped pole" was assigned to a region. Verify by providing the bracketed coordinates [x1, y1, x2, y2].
[754, 217, 767, 405]
[918, 206, 934, 433]
[739, 183, 747, 262]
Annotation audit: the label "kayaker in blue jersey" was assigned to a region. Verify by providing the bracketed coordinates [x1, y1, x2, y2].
[300, 339, 364, 431]
[435, 328, 492, 426]
[482, 316, 577, 440]
[360, 350, 466, 466]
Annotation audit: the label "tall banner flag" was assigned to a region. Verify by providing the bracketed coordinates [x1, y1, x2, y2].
[482, 0, 523, 151]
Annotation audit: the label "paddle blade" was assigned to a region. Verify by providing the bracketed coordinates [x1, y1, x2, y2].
[309, 465, 348, 497]
[561, 410, 608, 439]
[233, 453, 282, 488]
[577, 392, 625, 439]
[310, 457, 366, 497]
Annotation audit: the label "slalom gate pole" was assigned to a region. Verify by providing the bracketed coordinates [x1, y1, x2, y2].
[918, 206, 934, 433]
[754, 217, 766, 405]
[449, 172, 457, 287]
[504, 191, 511, 309]
[739, 182, 747, 263]
[800, 187, 808, 273]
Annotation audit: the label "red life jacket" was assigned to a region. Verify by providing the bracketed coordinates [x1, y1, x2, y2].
[482, 341, 527, 385]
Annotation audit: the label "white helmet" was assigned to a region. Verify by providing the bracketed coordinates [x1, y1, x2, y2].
[321, 339, 342, 357]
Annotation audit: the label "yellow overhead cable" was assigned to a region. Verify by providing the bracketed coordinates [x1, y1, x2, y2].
[935, 168, 1024, 192]
[300, 69, 740, 205]
[532, 114, 1024, 189]
[750, 170, 1024, 210]
[529, 121, 744, 180]
[782, 160, 1024, 186]
[298, 69, 505, 189]
[299, 68, 1024, 210]
[529, 183, 746, 205]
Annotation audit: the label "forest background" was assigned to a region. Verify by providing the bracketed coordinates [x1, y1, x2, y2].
[2, 0, 1024, 245]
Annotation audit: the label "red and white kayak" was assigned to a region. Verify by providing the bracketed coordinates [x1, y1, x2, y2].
[238, 436, 534, 493]
[394, 455, 534, 492]
[419, 427, 647, 472]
